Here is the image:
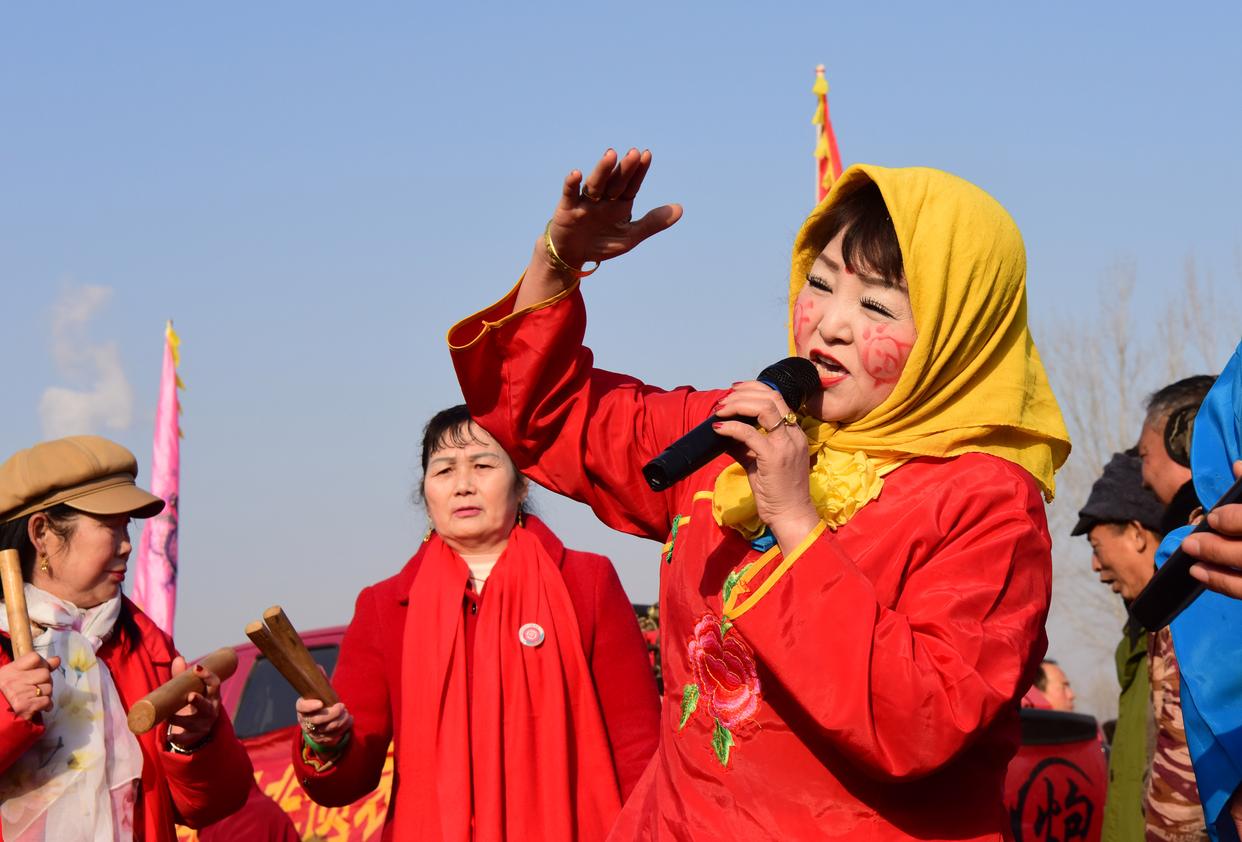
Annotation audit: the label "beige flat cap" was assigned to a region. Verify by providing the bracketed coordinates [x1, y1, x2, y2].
[0, 436, 165, 523]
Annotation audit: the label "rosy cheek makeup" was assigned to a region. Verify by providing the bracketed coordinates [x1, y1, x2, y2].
[860, 325, 913, 386]
[793, 299, 815, 347]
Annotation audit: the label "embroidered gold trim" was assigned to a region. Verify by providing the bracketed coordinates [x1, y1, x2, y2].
[445, 274, 581, 351]
[723, 521, 828, 620]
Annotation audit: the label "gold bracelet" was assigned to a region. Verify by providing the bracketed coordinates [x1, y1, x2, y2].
[543, 220, 599, 279]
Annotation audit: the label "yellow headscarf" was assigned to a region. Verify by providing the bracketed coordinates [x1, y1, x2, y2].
[714, 164, 1071, 539]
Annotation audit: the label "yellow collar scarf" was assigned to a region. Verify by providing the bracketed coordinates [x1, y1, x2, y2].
[714, 164, 1071, 540]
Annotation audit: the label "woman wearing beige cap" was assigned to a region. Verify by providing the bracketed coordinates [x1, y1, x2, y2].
[0, 435, 252, 842]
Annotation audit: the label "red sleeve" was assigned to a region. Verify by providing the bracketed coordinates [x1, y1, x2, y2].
[160, 710, 255, 827]
[733, 459, 1051, 781]
[0, 649, 44, 774]
[293, 585, 393, 805]
[0, 708, 42, 773]
[102, 606, 255, 829]
[450, 281, 721, 542]
[580, 553, 661, 800]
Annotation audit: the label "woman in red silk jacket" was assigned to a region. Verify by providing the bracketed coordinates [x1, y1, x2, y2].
[446, 149, 1071, 840]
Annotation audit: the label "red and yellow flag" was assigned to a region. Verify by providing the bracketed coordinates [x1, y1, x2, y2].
[812, 65, 843, 203]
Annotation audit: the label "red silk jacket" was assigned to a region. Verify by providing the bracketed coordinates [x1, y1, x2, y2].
[0, 598, 253, 841]
[292, 516, 661, 840]
[446, 286, 1053, 841]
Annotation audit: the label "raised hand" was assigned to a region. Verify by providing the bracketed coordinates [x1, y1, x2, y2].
[548, 148, 683, 267]
[0, 652, 60, 721]
[515, 148, 682, 311]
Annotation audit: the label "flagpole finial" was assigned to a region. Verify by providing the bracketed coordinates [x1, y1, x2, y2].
[812, 65, 829, 96]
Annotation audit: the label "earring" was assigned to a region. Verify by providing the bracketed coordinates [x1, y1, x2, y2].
[516, 509, 525, 528]
[38, 554, 50, 574]
[422, 526, 434, 543]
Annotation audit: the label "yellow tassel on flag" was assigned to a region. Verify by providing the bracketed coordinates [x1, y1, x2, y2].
[165, 321, 184, 437]
[811, 64, 843, 203]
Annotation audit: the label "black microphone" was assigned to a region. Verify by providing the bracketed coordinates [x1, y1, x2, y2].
[642, 357, 820, 492]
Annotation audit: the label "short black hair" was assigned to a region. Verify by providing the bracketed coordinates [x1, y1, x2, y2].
[1034, 659, 1059, 692]
[416, 404, 528, 511]
[806, 180, 905, 287]
[1145, 375, 1216, 428]
[420, 404, 480, 474]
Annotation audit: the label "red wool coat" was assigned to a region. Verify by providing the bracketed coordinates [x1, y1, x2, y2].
[0, 598, 254, 842]
[447, 286, 1053, 841]
[293, 517, 661, 840]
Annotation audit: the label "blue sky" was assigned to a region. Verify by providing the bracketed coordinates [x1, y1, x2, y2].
[2, 3, 1239, 710]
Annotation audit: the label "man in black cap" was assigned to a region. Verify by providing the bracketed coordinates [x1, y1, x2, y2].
[1074, 451, 1167, 603]
[1073, 451, 1169, 842]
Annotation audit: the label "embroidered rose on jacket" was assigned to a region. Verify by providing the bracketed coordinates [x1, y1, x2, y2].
[687, 614, 761, 729]
[679, 612, 761, 766]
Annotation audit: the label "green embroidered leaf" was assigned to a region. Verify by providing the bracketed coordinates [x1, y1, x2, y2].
[720, 620, 733, 636]
[664, 515, 682, 564]
[721, 562, 753, 604]
[711, 720, 735, 767]
[678, 683, 700, 730]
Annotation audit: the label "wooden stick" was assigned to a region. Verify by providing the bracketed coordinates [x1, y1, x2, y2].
[0, 549, 34, 658]
[262, 606, 335, 700]
[245, 617, 338, 706]
[126, 647, 238, 735]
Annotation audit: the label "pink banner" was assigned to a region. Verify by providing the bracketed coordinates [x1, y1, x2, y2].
[133, 322, 181, 635]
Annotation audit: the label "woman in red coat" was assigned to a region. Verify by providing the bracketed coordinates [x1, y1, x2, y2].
[0, 436, 252, 841]
[445, 150, 1072, 839]
[292, 404, 660, 842]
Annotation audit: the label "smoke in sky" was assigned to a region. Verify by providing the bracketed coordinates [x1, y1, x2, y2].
[39, 284, 134, 439]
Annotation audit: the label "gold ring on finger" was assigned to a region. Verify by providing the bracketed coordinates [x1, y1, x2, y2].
[581, 187, 602, 202]
[762, 412, 799, 434]
[34, 685, 42, 697]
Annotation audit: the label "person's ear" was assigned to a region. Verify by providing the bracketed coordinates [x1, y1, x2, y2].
[27, 512, 48, 556]
[1128, 520, 1149, 553]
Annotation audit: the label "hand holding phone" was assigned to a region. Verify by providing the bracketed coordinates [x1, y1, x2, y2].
[1129, 465, 1242, 632]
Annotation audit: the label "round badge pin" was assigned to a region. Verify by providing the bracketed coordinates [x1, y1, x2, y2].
[518, 622, 545, 647]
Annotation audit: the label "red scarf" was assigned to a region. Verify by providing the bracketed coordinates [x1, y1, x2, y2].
[395, 519, 622, 842]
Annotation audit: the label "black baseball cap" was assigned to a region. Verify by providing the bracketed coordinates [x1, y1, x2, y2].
[1071, 451, 1165, 537]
